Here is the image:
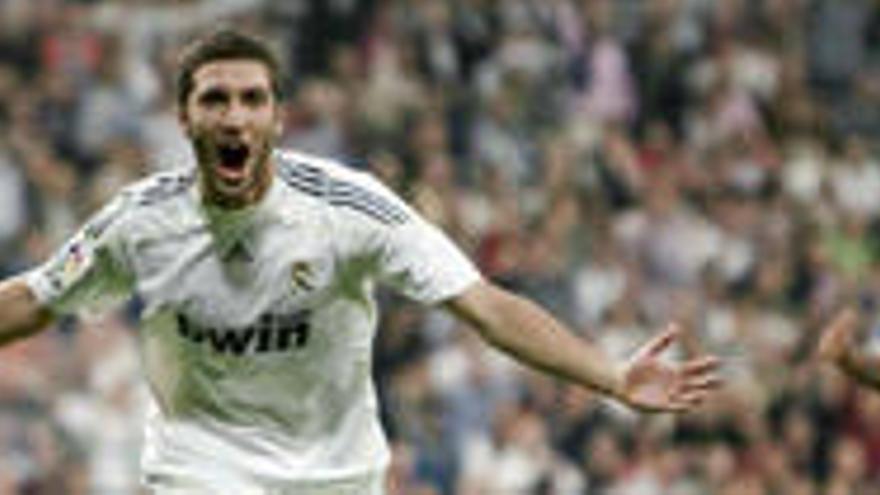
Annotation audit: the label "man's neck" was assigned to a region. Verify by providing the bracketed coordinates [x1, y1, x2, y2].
[200, 159, 274, 210]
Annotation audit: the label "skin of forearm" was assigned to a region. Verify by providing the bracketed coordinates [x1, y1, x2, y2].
[451, 284, 625, 400]
[0, 278, 53, 346]
[840, 351, 880, 390]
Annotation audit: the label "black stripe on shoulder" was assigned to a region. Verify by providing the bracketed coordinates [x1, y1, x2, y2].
[277, 158, 410, 226]
[328, 180, 409, 224]
[278, 163, 325, 197]
[134, 172, 196, 207]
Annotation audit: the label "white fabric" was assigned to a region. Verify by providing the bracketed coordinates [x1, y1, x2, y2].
[25, 149, 481, 493]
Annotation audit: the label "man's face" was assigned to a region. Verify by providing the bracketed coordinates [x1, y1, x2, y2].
[180, 59, 281, 208]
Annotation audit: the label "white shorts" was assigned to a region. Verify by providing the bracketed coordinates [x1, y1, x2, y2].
[145, 472, 386, 495]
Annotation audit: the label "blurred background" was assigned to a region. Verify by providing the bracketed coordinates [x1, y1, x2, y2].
[2, 0, 880, 493]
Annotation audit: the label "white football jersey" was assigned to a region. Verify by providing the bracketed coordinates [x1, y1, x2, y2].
[25, 149, 482, 493]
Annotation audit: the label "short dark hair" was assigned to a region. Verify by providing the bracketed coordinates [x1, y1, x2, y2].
[175, 28, 283, 108]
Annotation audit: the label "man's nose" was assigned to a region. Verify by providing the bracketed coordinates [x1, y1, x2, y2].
[219, 102, 248, 131]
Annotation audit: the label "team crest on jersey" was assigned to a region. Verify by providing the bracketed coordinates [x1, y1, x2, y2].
[289, 261, 315, 295]
[63, 244, 87, 278]
[47, 239, 93, 290]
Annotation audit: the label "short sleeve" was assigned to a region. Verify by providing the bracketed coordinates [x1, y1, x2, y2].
[375, 216, 482, 304]
[325, 170, 481, 305]
[24, 194, 136, 315]
[278, 152, 482, 305]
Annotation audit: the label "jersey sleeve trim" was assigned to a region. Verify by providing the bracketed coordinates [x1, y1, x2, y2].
[23, 186, 139, 314]
[419, 268, 483, 306]
[276, 153, 410, 226]
[22, 270, 59, 309]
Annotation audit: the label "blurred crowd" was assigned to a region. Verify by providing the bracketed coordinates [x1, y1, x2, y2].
[4, 0, 880, 493]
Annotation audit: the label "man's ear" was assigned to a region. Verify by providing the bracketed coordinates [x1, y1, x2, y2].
[273, 106, 284, 138]
[178, 107, 192, 136]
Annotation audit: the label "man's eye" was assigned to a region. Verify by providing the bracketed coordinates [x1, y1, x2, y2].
[199, 90, 227, 106]
[242, 90, 268, 106]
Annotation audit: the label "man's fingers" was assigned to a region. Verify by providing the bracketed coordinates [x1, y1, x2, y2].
[669, 390, 708, 409]
[678, 375, 723, 394]
[818, 307, 859, 361]
[639, 324, 679, 359]
[826, 308, 859, 339]
[648, 389, 708, 413]
[680, 356, 721, 377]
[660, 372, 723, 412]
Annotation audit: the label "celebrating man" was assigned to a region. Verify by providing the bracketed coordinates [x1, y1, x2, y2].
[0, 29, 721, 494]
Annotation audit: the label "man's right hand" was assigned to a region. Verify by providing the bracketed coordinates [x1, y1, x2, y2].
[0, 278, 54, 347]
[817, 308, 859, 366]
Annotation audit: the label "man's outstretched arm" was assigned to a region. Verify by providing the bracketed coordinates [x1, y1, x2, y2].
[445, 280, 721, 413]
[0, 278, 55, 347]
[818, 307, 880, 389]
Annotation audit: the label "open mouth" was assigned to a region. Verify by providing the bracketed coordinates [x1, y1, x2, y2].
[215, 142, 251, 182]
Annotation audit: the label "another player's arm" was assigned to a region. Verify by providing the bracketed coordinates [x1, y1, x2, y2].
[842, 353, 880, 389]
[0, 278, 54, 346]
[445, 280, 721, 413]
[818, 308, 880, 389]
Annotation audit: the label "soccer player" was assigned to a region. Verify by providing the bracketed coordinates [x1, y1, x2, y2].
[818, 307, 880, 388]
[0, 29, 721, 494]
